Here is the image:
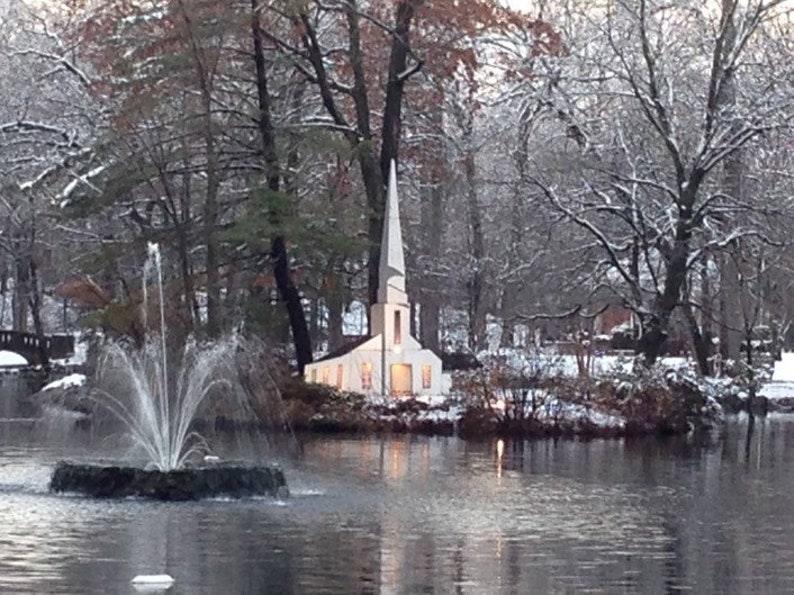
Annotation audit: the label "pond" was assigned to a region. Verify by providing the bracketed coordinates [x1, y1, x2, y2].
[1, 378, 793, 593]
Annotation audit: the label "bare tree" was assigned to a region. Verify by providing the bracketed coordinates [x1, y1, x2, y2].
[527, 0, 794, 366]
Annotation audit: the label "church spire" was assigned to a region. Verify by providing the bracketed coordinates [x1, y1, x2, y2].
[377, 159, 407, 304]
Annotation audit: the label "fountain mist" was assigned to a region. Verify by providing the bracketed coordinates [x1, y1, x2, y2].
[48, 243, 290, 499]
[89, 244, 283, 471]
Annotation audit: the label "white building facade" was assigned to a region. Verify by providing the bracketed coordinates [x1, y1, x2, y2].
[304, 161, 446, 397]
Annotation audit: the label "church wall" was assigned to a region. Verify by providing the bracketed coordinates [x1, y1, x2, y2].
[304, 336, 444, 396]
[304, 160, 445, 398]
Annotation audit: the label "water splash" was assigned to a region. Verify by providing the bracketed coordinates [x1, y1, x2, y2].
[87, 243, 289, 471]
[93, 337, 242, 470]
[142, 242, 169, 449]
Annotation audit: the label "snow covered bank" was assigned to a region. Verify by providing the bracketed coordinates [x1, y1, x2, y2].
[756, 352, 794, 412]
[279, 364, 720, 439]
[41, 373, 87, 391]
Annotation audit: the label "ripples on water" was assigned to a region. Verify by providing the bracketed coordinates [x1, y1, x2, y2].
[2, 392, 794, 593]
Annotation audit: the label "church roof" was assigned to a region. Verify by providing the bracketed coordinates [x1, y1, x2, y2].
[312, 335, 373, 363]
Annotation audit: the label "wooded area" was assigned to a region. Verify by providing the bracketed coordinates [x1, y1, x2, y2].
[0, 0, 792, 375]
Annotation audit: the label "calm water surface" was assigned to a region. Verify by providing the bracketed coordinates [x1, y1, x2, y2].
[1, 379, 794, 594]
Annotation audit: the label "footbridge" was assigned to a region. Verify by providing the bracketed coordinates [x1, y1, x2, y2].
[0, 330, 75, 366]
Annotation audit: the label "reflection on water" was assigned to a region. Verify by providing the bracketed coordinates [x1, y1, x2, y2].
[2, 374, 794, 593]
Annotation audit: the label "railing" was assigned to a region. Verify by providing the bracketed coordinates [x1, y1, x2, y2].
[0, 330, 75, 365]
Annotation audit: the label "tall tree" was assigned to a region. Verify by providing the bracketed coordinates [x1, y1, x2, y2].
[264, 0, 546, 318]
[250, 0, 312, 373]
[528, 0, 794, 365]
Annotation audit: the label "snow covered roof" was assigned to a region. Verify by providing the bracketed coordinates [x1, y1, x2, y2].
[312, 336, 372, 364]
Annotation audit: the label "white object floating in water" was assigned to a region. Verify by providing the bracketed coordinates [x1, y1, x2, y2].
[203, 455, 221, 463]
[131, 574, 174, 590]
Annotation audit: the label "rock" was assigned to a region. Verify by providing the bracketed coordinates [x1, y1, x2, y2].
[49, 461, 288, 500]
[26, 382, 97, 419]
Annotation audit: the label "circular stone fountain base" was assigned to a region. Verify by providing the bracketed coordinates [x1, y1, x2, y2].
[49, 461, 288, 501]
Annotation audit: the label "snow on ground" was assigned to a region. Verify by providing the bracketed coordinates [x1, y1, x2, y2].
[364, 391, 625, 429]
[771, 352, 794, 382]
[544, 398, 625, 429]
[759, 382, 794, 401]
[0, 350, 28, 367]
[342, 301, 368, 336]
[41, 373, 87, 391]
[758, 352, 794, 401]
[415, 404, 464, 423]
[478, 348, 688, 379]
[488, 390, 626, 429]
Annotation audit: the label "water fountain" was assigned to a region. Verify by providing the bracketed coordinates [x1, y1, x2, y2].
[49, 243, 288, 500]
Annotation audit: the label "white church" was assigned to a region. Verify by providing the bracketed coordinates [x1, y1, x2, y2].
[303, 161, 447, 397]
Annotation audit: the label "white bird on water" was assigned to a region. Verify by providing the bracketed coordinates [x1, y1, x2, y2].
[131, 574, 174, 592]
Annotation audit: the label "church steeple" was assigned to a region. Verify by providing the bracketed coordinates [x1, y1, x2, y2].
[377, 160, 407, 304]
[303, 161, 444, 398]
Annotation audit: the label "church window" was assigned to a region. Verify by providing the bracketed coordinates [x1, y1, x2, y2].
[322, 366, 330, 384]
[394, 310, 402, 345]
[422, 364, 432, 389]
[361, 362, 373, 390]
[310, 368, 317, 383]
[336, 364, 344, 389]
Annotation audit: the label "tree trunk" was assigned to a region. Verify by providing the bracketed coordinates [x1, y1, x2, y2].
[310, 298, 321, 340]
[718, 0, 744, 363]
[252, 0, 313, 373]
[419, 146, 443, 352]
[177, 0, 222, 338]
[701, 254, 714, 367]
[13, 250, 29, 333]
[719, 166, 744, 363]
[28, 259, 50, 371]
[464, 153, 486, 352]
[272, 236, 313, 372]
[375, 0, 422, 304]
[637, 313, 666, 364]
[201, 99, 221, 338]
[327, 285, 344, 351]
[499, 299, 515, 348]
[684, 304, 710, 376]
[420, 301, 440, 352]
[179, 132, 199, 329]
[361, 153, 384, 311]
[342, 1, 383, 310]
[638, 196, 696, 365]
[719, 253, 742, 362]
[296, 2, 422, 311]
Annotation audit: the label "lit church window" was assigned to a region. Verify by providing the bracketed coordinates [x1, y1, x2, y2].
[422, 364, 432, 389]
[336, 364, 344, 389]
[361, 362, 373, 390]
[322, 366, 330, 384]
[310, 369, 317, 383]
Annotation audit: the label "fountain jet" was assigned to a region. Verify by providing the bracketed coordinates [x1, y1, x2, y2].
[49, 243, 289, 499]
